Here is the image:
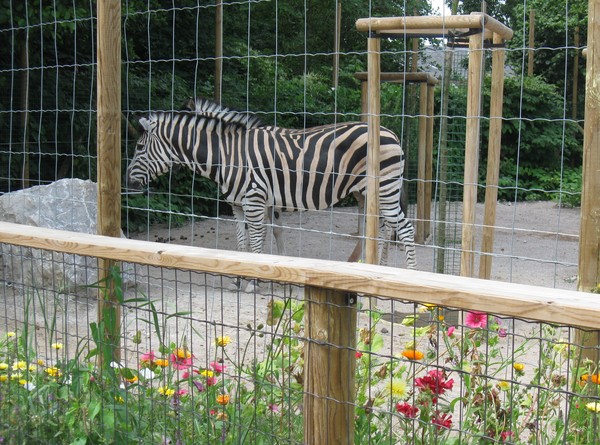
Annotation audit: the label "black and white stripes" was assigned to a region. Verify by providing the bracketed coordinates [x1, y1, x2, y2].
[126, 99, 416, 269]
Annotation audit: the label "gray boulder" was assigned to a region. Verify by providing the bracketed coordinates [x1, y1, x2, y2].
[0, 178, 127, 292]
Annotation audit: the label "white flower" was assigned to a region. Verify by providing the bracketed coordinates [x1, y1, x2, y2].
[23, 382, 36, 391]
[139, 368, 155, 380]
[110, 361, 124, 369]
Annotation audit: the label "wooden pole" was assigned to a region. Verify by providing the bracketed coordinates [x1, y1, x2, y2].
[366, 37, 381, 265]
[425, 83, 434, 241]
[576, 0, 600, 364]
[20, 30, 30, 189]
[97, 0, 122, 361]
[460, 30, 484, 278]
[214, 0, 223, 103]
[528, 9, 535, 76]
[479, 33, 506, 280]
[333, 1, 341, 89]
[304, 287, 357, 445]
[416, 82, 428, 243]
[573, 26, 580, 120]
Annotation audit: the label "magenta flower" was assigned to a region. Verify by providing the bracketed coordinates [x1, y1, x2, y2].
[447, 326, 456, 337]
[206, 376, 218, 386]
[498, 327, 507, 338]
[500, 431, 514, 442]
[169, 348, 194, 370]
[465, 311, 488, 329]
[395, 402, 419, 418]
[210, 361, 226, 374]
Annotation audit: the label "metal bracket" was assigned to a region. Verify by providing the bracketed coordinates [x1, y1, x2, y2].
[345, 292, 358, 306]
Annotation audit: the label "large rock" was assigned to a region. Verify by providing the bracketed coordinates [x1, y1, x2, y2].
[0, 178, 125, 291]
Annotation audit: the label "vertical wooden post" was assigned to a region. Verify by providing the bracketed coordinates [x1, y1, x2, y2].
[573, 26, 580, 120]
[97, 0, 122, 360]
[366, 37, 381, 265]
[333, 1, 341, 89]
[425, 82, 435, 240]
[576, 0, 600, 364]
[214, 0, 223, 103]
[20, 30, 30, 189]
[416, 82, 428, 243]
[479, 33, 506, 279]
[528, 9, 535, 76]
[304, 287, 357, 445]
[460, 30, 484, 278]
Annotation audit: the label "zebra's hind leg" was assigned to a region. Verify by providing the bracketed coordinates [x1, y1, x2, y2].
[397, 220, 417, 270]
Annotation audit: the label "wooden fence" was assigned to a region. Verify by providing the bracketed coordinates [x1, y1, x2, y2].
[1, 220, 599, 444]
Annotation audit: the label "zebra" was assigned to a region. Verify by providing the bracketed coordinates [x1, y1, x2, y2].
[126, 98, 417, 270]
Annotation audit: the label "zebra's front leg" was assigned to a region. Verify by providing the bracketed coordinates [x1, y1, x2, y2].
[242, 200, 268, 292]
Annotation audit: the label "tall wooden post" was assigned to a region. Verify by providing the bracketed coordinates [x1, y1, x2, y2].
[366, 37, 381, 265]
[577, 0, 600, 364]
[214, 0, 223, 103]
[304, 287, 357, 445]
[425, 82, 435, 241]
[528, 9, 535, 76]
[573, 26, 580, 120]
[97, 0, 122, 360]
[333, 1, 341, 89]
[416, 82, 428, 243]
[479, 33, 506, 279]
[460, 30, 484, 277]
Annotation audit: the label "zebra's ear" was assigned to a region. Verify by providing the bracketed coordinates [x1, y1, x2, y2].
[139, 117, 151, 131]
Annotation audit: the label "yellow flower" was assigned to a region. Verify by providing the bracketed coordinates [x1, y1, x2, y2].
[18, 379, 27, 385]
[388, 378, 408, 398]
[10, 373, 22, 380]
[51, 342, 64, 350]
[216, 394, 230, 405]
[154, 359, 169, 367]
[45, 367, 62, 377]
[586, 402, 600, 413]
[216, 336, 231, 347]
[12, 361, 27, 371]
[0, 363, 8, 371]
[6, 332, 15, 338]
[498, 381, 511, 391]
[0, 375, 7, 382]
[438, 315, 445, 321]
[200, 369, 215, 378]
[173, 348, 192, 359]
[158, 386, 175, 397]
[513, 363, 525, 373]
[401, 349, 424, 361]
[37, 359, 45, 366]
[124, 375, 138, 384]
[28, 364, 37, 372]
[115, 396, 124, 403]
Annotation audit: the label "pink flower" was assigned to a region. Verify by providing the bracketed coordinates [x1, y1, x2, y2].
[355, 351, 363, 359]
[395, 402, 419, 418]
[415, 370, 454, 396]
[500, 431, 514, 442]
[169, 349, 194, 370]
[140, 351, 155, 365]
[182, 371, 191, 379]
[210, 361, 226, 374]
[177, 389, 188, 396]
[498, 327, 507, 338]
[447, 326, 456, 337]
[465, 311, 488, 329]
[268, 403, 280, 413]
[431, 411, 452, 430]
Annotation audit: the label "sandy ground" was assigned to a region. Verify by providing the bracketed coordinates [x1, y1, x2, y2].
[0, 201, 580, 374]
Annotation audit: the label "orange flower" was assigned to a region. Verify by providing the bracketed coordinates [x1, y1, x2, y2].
[581, 374, 600, 384]
[216, 394, 230, 405]
[401, 350, 424, 361]
[154, 358, 169, 367]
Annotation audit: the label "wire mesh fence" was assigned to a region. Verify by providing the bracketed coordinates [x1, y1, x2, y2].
[0, 228, 599, 444]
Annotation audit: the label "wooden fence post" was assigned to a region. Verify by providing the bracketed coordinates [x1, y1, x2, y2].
[97, 0, 122, 361]
[304, 287, 357, 445]
[577, 0, 600, 364]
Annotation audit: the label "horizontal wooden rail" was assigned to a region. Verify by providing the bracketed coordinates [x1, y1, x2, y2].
[356, 13, 513, 41]
[0, 221, 597, 329]
[354, 71, 439, 85]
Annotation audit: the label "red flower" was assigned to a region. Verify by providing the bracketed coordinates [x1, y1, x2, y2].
[395, 402, 419, 418]
[415, 370, 454, 396]
[500, 431, 514, 442]
[465, 311, 487, 329]
[355, 351, 363, 359]
[431, 411, 452, 430]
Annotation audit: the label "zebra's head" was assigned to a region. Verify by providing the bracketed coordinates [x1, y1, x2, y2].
[126, 115, 176, 191]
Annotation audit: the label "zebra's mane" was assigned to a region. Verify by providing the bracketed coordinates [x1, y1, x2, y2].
[181, 98, 265, 130]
